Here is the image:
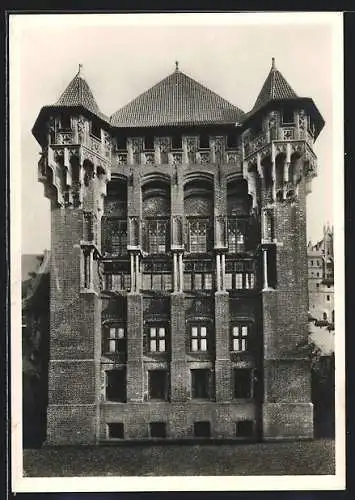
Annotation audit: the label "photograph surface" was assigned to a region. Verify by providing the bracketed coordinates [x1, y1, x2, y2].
[10, 12, 345, 492]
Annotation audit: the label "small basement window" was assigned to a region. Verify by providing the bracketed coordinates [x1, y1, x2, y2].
[108, 423, 124, 439]
[149, 422, 167, 438]
[194, 421, 211, 438]
[236, 420, 254, 438]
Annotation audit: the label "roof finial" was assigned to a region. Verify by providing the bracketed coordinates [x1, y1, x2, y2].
[271, 57, 276, 70]
[78, 63, 83, 76]
[175, 61, 179, 72]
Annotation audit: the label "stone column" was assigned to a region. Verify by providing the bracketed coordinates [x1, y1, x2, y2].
[262, 248, 269, 290]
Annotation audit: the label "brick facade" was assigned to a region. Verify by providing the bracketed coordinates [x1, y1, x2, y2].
[33, 61, 324, 443]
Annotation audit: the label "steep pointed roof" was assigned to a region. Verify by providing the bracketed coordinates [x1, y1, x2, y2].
[32, 65, 110, 141]
[250, 58, 298, 115]
[56, 64, 102, 117]
[111, 64, 244, 128]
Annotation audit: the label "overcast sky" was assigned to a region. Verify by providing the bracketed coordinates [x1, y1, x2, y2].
[11, 13, 341, 255]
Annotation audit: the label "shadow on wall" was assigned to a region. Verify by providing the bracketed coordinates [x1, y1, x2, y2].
[312, 354, 335, 439]
[23, 373, 47, 448]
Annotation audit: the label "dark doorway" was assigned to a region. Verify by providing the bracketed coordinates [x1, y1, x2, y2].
[106, 369, 126, 402]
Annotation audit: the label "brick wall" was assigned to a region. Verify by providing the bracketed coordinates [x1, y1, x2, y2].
[261, 173, 313, 439]
[47, 207, 101, 444]
[126, 293, 144, 401]
[99, 401, 257, 440]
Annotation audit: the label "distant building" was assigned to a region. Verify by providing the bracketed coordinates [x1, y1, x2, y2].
[22, 251, 50, 447]
[30, 58, 324, 444]
[307, 224, 334, 327]
[306, 226, 335, 438]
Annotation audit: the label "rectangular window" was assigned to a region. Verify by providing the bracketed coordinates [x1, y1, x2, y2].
[183, 260, 213, 290]
[171, 135, 182, 149]
[147, 326, 167, 353]
[233, 369, 252, 399]
[225, 261, 256, 290]
[152, 274, 162, 290]
[107, 273, 130, 291]
[162, 273, 172, 291]
[91, 121, 101, 139]
[148, 370, 169, 400]
[225, 273, 233, 290]
[190, 325, 208, 352]
[227, 133, 238, 148]
[149, 422, 167, 438]
[282, 108, 294, 124]
[148, 220, 168, 254]
[102, 218, 127, 257]
[235, 273, 243, 289]
[106, 369, 126, 402]
[141, 261, 172, 291]
[204, 273, 213, 289]
[194, 273, 203, 289]
[228, 219, 247, 254]
[144, 136, 155, 150]
[105, 325, 126, 354]
[231, 325, 249, 352]
[60, 113, 71, 130]
[191, 369, 210, 399]
[199, 134, 210, 149]
[184, 273, 192, 290]
[108, 423, 124, 439]
[189, 220, 208, 253]
[194, 421, 211, 437]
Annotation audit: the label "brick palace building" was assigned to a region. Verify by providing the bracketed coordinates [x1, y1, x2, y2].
[31, 58, 324, 444]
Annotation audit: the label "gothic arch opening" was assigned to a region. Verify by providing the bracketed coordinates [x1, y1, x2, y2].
[184, 178, 214, 254]
[142, 180, 171, 255]
[101, 178, 128, 257]
[227, 179, 253, 253]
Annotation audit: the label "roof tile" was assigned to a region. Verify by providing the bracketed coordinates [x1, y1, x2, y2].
[56, 67, 108, 121]
[249, 58, 298, 116]
[110, 68, 244, 128]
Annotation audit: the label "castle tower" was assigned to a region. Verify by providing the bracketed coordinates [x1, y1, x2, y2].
[32, 60, 324, 444]
[32, 65, 112, 444]
[242, 58, 324, 438]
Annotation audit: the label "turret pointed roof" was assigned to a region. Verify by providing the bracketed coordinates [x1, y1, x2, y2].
[242, 58, 325, 138]
[250, 58, 298, 115]
[56, 64, 107, 120]
[110, 64, 244, 128]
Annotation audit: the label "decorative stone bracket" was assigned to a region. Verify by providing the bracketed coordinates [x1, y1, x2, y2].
[39, 145, 111, 210]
